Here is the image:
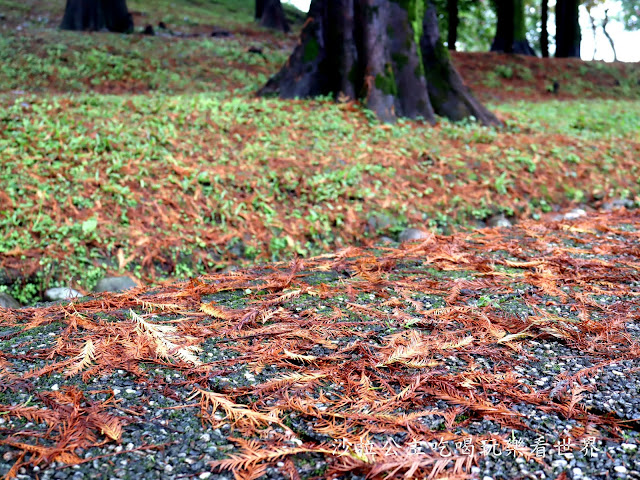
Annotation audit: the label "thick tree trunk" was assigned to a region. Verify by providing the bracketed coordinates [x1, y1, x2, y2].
[491, 0, 536, 55]
[447, 0, 459, 50]
[259, 0, 499, 126]
[60, 0, 133, 33]
[421, 4, 498, 123]
[540, 0, 549, 57]
[255, 0, 265, 19]
[491, 0, 514, 53]
[555, 0, 581, 58]
[255, 0, 290, 33]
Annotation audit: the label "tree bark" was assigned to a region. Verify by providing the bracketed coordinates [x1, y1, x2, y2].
[540, 0, 549, 57]
[587, 6, 597, 60]
[421, 3, 498, 123]
[602, 9, 617, 61]
[491, 0, 536, 55]
[255, 0, 265, 20]
[256, 0, 290, 33]
[555, 0, 581, 58]
[259, 0, 499, 126]
[60, 0, 133, 33]
[447, 0, 459, 50]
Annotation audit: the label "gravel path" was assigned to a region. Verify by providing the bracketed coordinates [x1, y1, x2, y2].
[1, 211, 639, 480]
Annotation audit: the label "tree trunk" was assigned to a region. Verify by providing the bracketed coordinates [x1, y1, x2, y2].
[587, 7, 597, 60]
[256, 0, 290, 33]
[447, 0, 459, 50]
[255, 0, 265, 20]
[491, 0, 514, 53]
[540, 0, 549, 57]
[421, 4, 498, 123]
[60, 0, 133, 33]
[555, 0, 581, 58]
[258, 0, 499, 126]
[602, 9, 617, 62]
[491, 0, 536, 55]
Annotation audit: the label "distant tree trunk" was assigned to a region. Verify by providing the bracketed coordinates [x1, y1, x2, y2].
[447, 0, 459, 50]
[602, 9, 617, 61]
[491, 0, 514, 53]
[587, 7, 597, 60]
[255, 0, 290, 33]
[60, 0, 133, 33]
[555, 0, 581, 57]
[259, 0, 499, 126]
[491, 0, 536, 55]
[540, 0, 549, 57]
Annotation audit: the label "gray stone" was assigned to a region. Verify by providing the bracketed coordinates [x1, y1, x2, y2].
[0, 268, 21, 286]
[228, 239, 245, 258]
[0, 271, 12, 286]
[0, 292, 20, 308]
[473, 220, 487, 229]
[602, 197, 635, 211]
[378, 236, 394, 244]
[562, 208, 587, 220]
[486, 214, 512, 228]
[44, 287, 82, 301]
[367, 213, 393, 232]
[399, 228, 429, 243]
[93, 276, 137, 293]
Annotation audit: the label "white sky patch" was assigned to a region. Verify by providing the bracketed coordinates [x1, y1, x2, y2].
[284, 0, 639, 62]
[579, 1, 640, 62]
[284, 0, 311, 11]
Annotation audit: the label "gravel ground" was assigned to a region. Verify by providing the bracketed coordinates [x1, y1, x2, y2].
[1, 211, 639, 480]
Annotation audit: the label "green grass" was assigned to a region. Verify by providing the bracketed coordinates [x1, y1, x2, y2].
[496, 99, 640, 140]
[2, 91, 639, 302]
[0, 0, 304, 31]
[0, 31, 285, 93]
[129, 0, 254, 25]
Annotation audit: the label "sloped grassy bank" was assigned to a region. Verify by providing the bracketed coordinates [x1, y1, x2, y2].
[2, 0, 640, 307]
[1, 210, 639, 479]
[1, 92, 639, 305]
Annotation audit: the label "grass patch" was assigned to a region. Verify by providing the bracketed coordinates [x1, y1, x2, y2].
[0, 0, 639, 301]
[3, 93, 638, 297]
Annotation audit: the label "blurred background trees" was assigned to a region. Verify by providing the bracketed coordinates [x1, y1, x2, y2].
[60, 0, 133, 32]
[422, 0, 638, 58]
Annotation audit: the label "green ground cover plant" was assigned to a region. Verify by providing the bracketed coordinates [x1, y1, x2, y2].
[1, 89, 638, 301]
[0, 0, 638, 302]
